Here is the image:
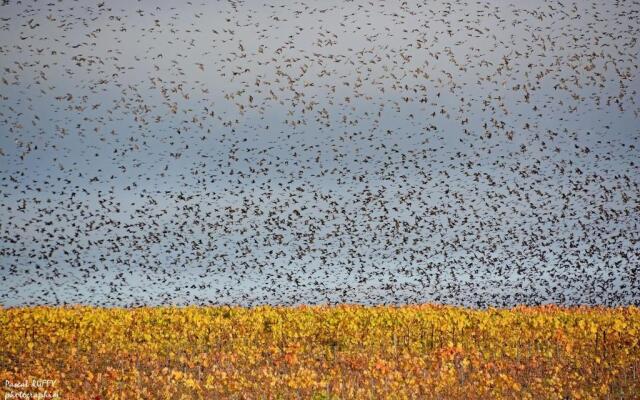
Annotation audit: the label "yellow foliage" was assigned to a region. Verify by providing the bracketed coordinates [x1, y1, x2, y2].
[0, 305, 638, 399]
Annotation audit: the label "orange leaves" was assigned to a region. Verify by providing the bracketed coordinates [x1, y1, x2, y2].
[342, 353, 368, 371]
[1, 305, 639, 399]
[372, 358, 392, 375]
[283, 351, 298, 366]
[438, 342, 465, 361]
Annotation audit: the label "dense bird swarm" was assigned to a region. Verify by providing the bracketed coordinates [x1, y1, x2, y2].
[0, 0, 638, 307]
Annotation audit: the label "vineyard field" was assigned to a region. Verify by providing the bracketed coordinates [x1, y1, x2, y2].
[1, 305, 639, 399]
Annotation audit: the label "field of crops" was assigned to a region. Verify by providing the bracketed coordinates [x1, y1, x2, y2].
[1, 305, 639, 399]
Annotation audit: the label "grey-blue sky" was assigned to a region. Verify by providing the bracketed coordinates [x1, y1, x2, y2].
[1, 0, 639, 307]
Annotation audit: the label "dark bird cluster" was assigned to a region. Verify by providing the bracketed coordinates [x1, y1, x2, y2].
[0, 0, 638, 307]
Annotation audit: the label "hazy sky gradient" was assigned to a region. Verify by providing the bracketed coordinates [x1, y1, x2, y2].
[1, 0, 639, 307]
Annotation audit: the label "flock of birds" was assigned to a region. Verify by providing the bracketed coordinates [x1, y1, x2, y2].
[0, 0, 638, 307]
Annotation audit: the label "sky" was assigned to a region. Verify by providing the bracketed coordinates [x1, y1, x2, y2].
[0, 0, 639, 307]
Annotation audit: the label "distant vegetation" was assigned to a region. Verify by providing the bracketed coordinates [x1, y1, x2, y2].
[1, 305, 639, 399]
